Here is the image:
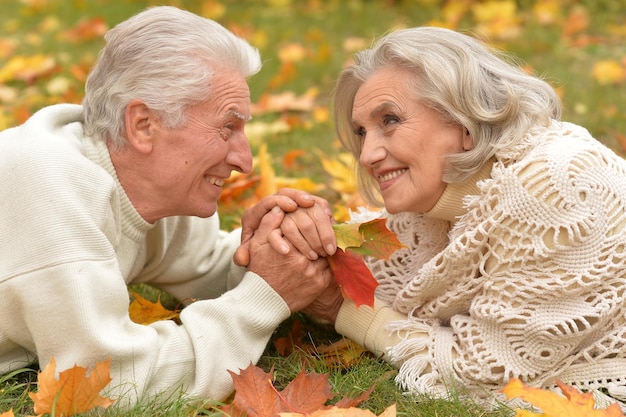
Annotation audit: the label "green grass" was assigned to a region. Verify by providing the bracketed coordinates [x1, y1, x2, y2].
[1, 0, 625, 415]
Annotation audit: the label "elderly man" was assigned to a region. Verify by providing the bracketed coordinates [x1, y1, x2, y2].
[0, 6, 337, 405]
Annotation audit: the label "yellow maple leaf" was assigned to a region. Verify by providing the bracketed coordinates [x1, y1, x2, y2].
[502, 378, 625, 417]
[29, 357, 114, 416]
[532, 0, 562, 25]
[317, 151, 358, 196]
[128, 291, 180, 325]
[332, 222, 364, 251]
[441, 0, 470, 28]
[0, 54, 56, 83]
[201, 0, 226, 20]
[278, 42, 308, 63]
[471, 0, 521, 39]
[592, 60, 626, 85]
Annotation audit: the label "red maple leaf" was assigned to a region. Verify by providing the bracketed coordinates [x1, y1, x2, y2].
[328, 249, 378, 308]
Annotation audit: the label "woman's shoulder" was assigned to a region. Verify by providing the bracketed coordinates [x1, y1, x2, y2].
[498, 120, 622, 170]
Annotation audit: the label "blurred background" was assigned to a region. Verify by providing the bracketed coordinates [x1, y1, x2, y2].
[2, 0, 625, 225]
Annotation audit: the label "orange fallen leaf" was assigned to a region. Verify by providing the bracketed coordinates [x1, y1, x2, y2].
[220, 363, 376, 417]
[128, 291, 180, 325]
[0, 410, 14, 417]
[29, 357, 114, 416]
[502, 378, 625, 417]
[562, 6, 589, 38]
[283, 149, 306, 169]
[221, 363, 333, 417]
[59, 17, 108, 42]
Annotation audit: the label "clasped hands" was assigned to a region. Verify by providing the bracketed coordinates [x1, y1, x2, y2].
[234, 188, 344, 324]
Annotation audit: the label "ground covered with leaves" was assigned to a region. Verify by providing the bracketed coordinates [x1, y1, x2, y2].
[1, 0, 626, 416]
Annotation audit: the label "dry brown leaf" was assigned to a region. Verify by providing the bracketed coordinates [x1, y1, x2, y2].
[29, 357, 114, 416]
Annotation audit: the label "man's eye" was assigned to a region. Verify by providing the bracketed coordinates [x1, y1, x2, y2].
[220, 126, 233, 140]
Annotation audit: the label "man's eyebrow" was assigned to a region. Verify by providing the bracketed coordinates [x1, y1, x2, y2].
[226, 109, 252, 121]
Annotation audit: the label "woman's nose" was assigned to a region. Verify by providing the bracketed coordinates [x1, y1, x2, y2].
[359, 133, 386, 168]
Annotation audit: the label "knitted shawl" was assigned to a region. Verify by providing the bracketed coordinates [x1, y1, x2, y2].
[359, 120, 626, 405]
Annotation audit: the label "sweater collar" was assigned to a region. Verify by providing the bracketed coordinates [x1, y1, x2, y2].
[424, 160, 494, 223]
[81, 132, 154, 239]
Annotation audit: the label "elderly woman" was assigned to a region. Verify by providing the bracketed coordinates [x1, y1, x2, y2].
[330, 26, 626, 406]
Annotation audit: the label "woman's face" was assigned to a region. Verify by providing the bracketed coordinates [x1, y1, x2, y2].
[351, 65, 468, 214]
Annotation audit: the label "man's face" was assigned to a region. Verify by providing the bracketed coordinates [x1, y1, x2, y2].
[149, 70, 253, 219]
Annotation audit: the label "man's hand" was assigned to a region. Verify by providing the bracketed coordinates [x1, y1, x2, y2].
[234, 188, 336, 266]
[301, 278, 344, 325]
[247, 206, 334, 313]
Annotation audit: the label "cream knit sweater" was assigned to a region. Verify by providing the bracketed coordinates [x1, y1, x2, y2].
[0, 104, 292, 405]
[335, 120, 626, 406]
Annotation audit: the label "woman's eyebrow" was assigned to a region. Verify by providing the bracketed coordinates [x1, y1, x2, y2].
[352, 101, 397, 125]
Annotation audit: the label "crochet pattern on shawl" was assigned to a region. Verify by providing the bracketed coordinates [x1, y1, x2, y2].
[360, 121, 626, 407]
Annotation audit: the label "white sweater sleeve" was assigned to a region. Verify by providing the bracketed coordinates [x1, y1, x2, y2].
[0, 105, 292, 404]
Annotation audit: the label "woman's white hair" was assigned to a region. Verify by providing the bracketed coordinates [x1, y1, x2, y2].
[82, 6, 261, 149]
[333, 26, 561, 206]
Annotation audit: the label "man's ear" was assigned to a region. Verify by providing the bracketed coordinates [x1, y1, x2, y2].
[125, 99, 157, 154]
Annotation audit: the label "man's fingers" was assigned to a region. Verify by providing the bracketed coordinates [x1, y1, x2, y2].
[233, 244, 250, 267]
[240, 195, 300, 243]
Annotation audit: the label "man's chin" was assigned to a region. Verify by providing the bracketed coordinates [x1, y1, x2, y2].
[193, 204, 218, 218]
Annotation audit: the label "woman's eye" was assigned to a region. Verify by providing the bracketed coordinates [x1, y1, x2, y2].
[382, 114, 400, 126]
[353, 126, 366, 138]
